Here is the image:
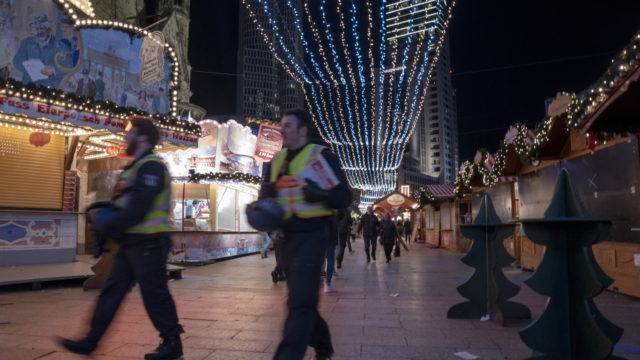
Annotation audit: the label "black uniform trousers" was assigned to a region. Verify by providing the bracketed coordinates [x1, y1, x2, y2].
[86, 235, 183, 344]
[363, 235, 377, 261]
[274, 228, 333, 360]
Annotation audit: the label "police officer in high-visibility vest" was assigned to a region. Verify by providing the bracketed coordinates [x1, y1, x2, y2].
[261, 108, 352, 360]
[60, 117, 184, 360]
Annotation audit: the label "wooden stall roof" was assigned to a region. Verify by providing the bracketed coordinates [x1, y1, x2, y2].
[425, 184, 455, 199]
[373, 191, 418, 211]
[502, 144, 523, 175]
[538, 114, 571, 160]
[580, 64, 640, 133]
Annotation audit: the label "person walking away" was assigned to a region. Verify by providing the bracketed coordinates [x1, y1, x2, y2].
[270, 230, 287, 283]
[358, 206, 379, 262]
[380, 213, 400, 263]
[260, 108, 351, 360]
[59, 117, 184, 360]
[324, 212, 339, 293]
[336, 208, 353, 269]
[403, 218, 412, 244]
[350, 218, 358, 245]
[260, 231, 272, 258]
[394, 219, 403, 257]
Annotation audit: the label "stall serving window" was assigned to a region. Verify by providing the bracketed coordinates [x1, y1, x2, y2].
[169, 183, 257, 232]
[0, 128, 65, 209]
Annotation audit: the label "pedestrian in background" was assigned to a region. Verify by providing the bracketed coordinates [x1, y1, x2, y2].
[403, 218, 412, 243]
[358, 206, 379, 262]
[324, 212, 339, 293]
[260, 231, 272, 259]
[336, 208, 352, 269]
[380, 213, 400, 263]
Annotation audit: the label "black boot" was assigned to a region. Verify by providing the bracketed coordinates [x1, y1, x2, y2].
[271, 269, 279, 283]
[59, 337, 97, 355]
[144, 336, 183, 360]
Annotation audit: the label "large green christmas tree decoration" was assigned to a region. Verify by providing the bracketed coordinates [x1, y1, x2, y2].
[447, 195, 531, 326]
[520, 169, 624, 360]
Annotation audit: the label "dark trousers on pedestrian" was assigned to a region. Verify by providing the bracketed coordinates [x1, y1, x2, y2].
[364, 235, 377, 261]
[274, 229, 333, 360]
[336, 231, 350, 267]
[86, 235, 183, 344]
[383, 243, 394, 262]
[405, 231, 411, 243]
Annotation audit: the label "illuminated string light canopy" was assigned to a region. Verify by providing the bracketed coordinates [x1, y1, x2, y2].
[241, 0, 455, 207]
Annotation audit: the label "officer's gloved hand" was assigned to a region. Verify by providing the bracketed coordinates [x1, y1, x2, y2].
[302, 178, 329, 202]
[259, 181, 277, 199]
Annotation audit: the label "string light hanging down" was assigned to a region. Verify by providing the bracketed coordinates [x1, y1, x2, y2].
[241, 0, 455, 207]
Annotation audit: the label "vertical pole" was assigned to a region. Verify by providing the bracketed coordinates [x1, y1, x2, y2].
[181, 183, 185, 232]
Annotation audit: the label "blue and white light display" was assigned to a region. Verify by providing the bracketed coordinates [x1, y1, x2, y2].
[242, 0, 454, 207]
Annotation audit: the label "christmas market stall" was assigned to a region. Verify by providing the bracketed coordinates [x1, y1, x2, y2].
[416, 184, 472, 252]
[158, 118, 283, 263]
[0, 0, 199, 268]
[453, 30, 640, 298]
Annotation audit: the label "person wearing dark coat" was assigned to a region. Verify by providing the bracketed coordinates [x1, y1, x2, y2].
[380, 213, 400, 263]
[336, 208, 353, 268]
[403, 218, 412, 243]
[357, 206, 379, 262]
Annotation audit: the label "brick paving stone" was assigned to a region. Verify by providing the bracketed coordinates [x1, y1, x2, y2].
[1, 237, 639, 359]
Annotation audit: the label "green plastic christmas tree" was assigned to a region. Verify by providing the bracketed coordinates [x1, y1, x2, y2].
[520, 169, 624, 360]
[447, 195, 531, 326]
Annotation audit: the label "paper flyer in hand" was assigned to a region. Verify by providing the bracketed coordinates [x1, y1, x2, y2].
[22, 59, 49, 81]
[297, 153, 340, 190]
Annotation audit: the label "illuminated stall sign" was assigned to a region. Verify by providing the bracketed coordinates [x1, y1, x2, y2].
[161, 120, 263, 177]
[0, 95, 197, 146]
[1, 0, 172, 116]
[254, 123, 283, 161]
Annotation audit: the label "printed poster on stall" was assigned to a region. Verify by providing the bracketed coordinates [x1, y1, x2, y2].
[254, 124, 283, 161]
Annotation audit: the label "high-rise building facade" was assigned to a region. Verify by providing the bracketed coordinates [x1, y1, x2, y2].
[237, 1, 304, 122]
[386, 0, 459, 184]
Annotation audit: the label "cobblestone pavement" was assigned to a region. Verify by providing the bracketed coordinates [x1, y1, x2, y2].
[1, 238, 639, 360]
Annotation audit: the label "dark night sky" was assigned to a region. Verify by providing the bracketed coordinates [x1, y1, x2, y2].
[188, 1, 640, 161]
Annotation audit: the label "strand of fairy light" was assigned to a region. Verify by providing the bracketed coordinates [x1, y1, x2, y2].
[338, 0, 375, 185]
[299, 0, 367, 188]
[298, 0, 363, 185]
[350, 0, 376, 182]
[301, 0, 369, 188]
[375, 0, 388, 176]
[251, 0, 369, 188]
[317, 0, 369, 184]
[242, 0, 454, 205]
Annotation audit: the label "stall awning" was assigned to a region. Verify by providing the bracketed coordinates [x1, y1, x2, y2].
[425, 184, 455, 198]
[373, 191, 419, 211]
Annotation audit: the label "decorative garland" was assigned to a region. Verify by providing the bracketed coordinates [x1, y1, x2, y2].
[566, 31, 640, 129]
[453, 31, 640, 197]
[245, 117, 280, 127]
[0, 79, 200, 135]
[189, 172, 263, 185]
[412, 186, 435, 206]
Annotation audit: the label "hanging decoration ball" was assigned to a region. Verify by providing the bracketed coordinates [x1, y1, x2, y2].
[29, 131, 51, 147]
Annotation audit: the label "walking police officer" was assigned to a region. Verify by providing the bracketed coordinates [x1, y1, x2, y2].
[261, 108, 351, 360]
[60, 117, 184, 360]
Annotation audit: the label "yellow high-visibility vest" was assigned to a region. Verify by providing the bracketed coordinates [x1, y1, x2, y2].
[112, 154, 171, 234]
[270, 143, 334, 219]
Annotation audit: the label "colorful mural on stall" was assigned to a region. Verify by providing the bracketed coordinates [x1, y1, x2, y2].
[0, 0, 172, 115]
[0, 217, 76, 249]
